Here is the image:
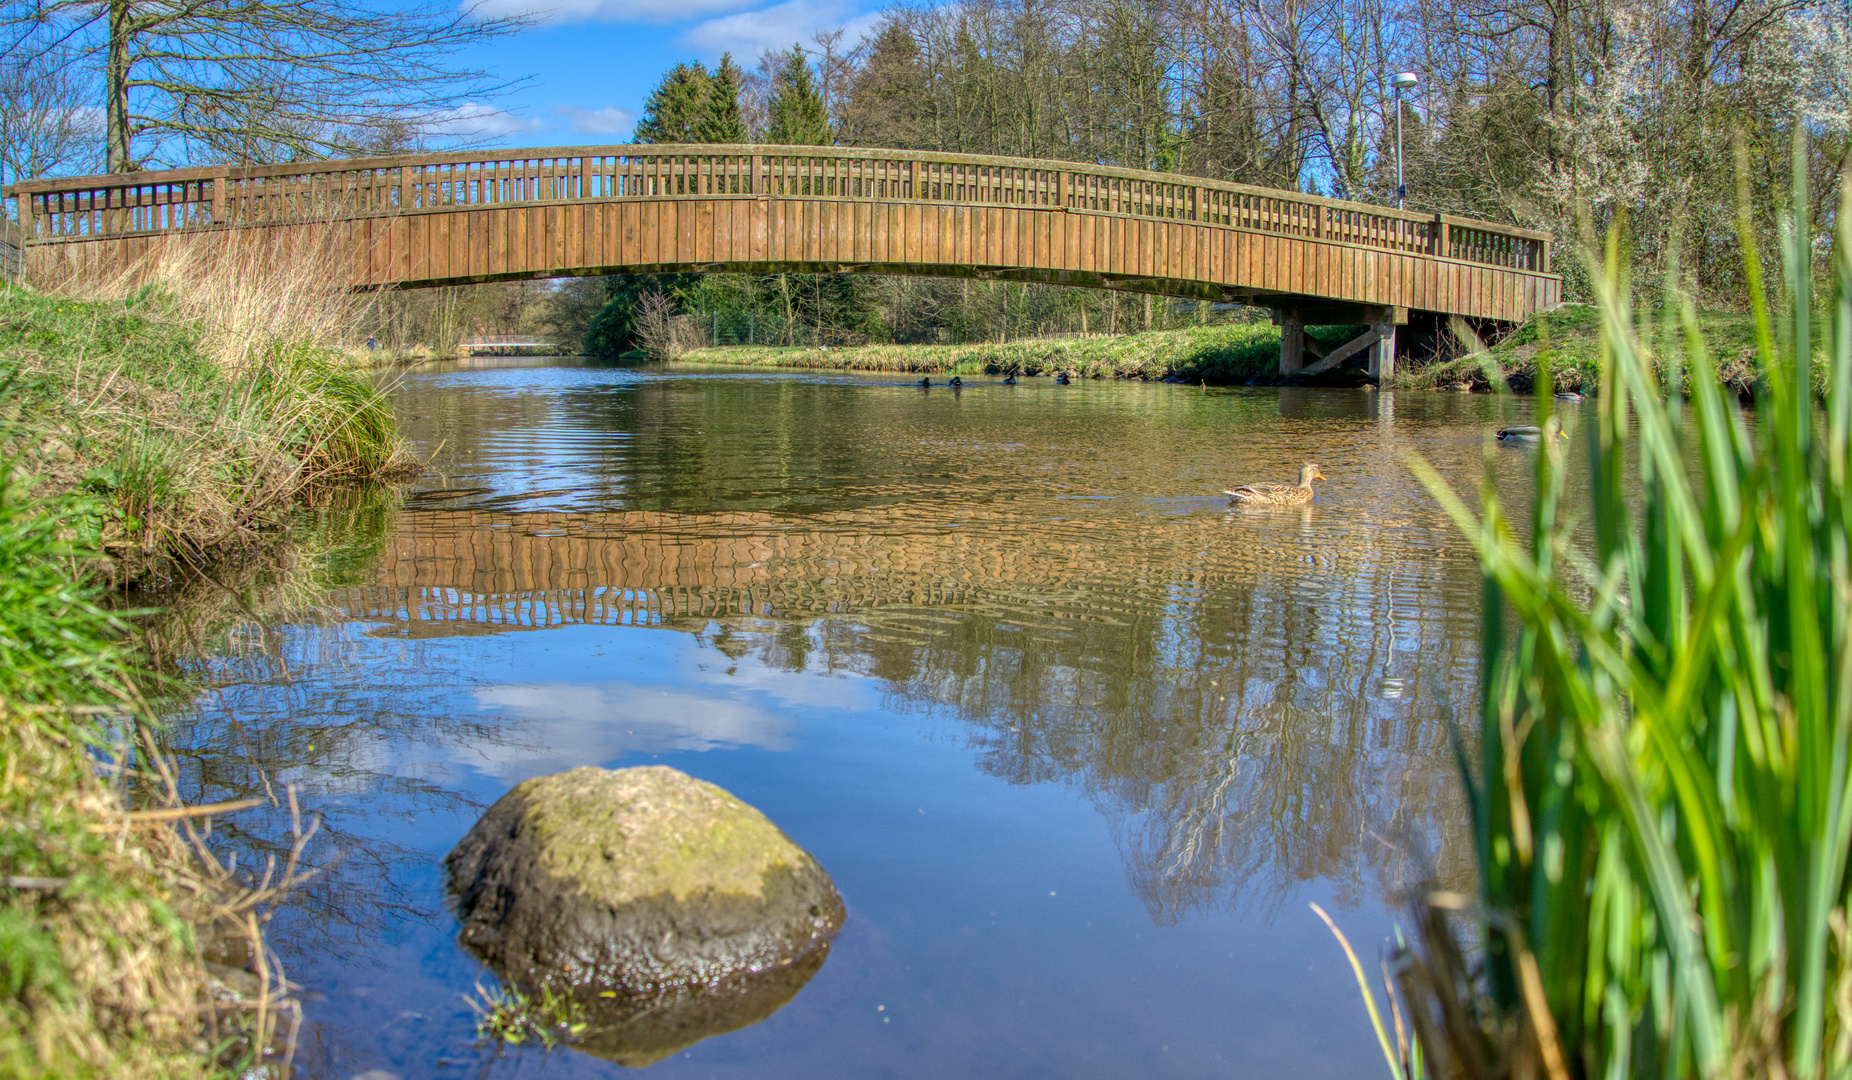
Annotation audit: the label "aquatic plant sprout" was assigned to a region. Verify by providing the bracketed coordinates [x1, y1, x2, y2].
[1336, 138, 1852, 1080]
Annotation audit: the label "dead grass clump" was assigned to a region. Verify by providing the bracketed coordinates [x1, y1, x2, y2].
[28, 224, 371, 375]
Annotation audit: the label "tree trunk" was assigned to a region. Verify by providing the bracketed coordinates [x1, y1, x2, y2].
[106, 0, 130, 171]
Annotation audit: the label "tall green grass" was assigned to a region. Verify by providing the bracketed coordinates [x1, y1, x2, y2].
[1338, 143, 1852, 1079]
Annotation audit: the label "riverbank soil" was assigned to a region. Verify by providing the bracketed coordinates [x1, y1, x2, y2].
[0, 279, 413, 1076]
[674, 321, 1372, 384]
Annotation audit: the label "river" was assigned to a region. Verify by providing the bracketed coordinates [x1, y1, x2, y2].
[153, 357, 1554, 1079]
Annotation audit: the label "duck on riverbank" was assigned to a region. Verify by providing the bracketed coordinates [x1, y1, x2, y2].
[1225, 463, 1324, 506]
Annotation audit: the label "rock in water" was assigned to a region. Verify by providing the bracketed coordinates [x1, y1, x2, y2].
[445, 766, 845, 994]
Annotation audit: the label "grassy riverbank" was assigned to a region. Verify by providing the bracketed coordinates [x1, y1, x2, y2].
[676, 303, 1781, 396]
[1, 281, 411, 581]
[675, 321, 1367, 382]
[0, 267, 413, 1074]
[1396, 301, 1767, 395]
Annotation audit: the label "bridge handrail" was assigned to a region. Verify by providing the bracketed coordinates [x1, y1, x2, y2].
[5, 144, 1552, 273]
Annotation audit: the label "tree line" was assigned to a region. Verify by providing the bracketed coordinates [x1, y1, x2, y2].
[582, 0, 1848, 354]
[5, 0, 1841, 350]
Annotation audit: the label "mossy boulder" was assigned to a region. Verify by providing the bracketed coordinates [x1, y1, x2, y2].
[445, 766, 844, 995]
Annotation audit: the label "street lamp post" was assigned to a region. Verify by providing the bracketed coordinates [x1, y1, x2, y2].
[1390, 71, 1419, 210]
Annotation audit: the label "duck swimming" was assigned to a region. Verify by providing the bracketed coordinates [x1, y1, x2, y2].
[1003, 374, 1017, 385]
[1055, 372, 1071, 384]
[918, 377, 931, 387]
[1497, 421, 1566, 442]
[950, 376, 964, 387]
[1554, 390, 1587, 401]
[1225, 463, 1325, 506]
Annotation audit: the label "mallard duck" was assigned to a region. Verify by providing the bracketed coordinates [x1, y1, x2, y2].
[1055, 372, 1071, 384]
[1554, 390, 1586, 401]
[1003, 374, 1017, 385]
[918, 377, 931, 387]
[1497, 421, 1566, 443]
[1225, 463, 1325, 505]
[950, 376, 964, 387]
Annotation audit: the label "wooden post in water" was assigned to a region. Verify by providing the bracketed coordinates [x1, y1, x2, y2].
[1279, 311, 1304, 375]
[1368, 320, 1397, 381]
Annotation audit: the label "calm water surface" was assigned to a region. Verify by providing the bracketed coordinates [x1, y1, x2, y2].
[157, 358, 1559, 1079]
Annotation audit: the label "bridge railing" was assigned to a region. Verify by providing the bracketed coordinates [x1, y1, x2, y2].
[8, 145, 1551, 273]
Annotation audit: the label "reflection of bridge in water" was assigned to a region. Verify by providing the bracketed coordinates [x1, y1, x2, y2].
[318, 500, 1477, 920]
[13, 144, 1559, 378]
[328, 506, 1325, 633]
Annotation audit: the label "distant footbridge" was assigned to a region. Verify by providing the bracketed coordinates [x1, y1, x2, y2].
[7, 145, 1560, 378]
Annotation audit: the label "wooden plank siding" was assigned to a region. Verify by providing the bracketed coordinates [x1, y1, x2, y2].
[11, 144, 1560, 323]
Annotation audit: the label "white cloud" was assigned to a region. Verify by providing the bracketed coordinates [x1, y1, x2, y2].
[553, 105, 639, 136]
[460, 681, 790, 780]
[426, 103, 548, 139]
[468, 0, 763, 25]
[680, 0, 875, 59]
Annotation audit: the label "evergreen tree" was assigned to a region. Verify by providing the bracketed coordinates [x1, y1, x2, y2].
[582, 273, 701, 357]
[764, 46, 831, 146]
[697, 53, 748, 143]
[632, 62, 710, 144]
[839, 23, 929, 149]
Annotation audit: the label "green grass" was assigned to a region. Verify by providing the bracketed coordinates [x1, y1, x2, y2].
[1400, 302, 1768, 397]
[0, 482, 240, 1079]
[0, 278, 415, 1077]
[1336, 146, 1852, 1080]
[0, 282, 411, 576]
[676, 321, 1368, 383]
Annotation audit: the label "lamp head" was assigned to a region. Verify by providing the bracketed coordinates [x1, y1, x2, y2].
[1390, 71, 1420, 89]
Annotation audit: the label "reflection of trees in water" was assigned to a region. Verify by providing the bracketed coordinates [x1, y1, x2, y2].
[139, 490, 530, 957]
[696, 522, 1482, 923]
[166, 638, 511, 954]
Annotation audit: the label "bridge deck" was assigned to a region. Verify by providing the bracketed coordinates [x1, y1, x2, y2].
[7, 144, 1559, 331]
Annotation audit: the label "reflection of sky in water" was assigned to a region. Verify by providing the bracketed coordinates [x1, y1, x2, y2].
[465, 679, 800, 777]
[159, 361, 1572, 1079]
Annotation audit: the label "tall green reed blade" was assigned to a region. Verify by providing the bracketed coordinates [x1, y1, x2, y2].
[1401, 133, 1852, 1080]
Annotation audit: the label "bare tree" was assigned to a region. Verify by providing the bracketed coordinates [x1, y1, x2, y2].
[633, 291, 706, 358]
[0, 32, 102, 187]
[7, 0, 531, 172]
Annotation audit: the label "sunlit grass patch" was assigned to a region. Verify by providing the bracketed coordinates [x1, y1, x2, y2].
[0, 485, 312, 1078]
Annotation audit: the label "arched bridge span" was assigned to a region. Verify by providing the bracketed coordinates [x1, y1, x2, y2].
[8, 144, 1559, 376]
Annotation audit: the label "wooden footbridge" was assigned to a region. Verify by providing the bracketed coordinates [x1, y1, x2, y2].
[6, 145, 1559, 377]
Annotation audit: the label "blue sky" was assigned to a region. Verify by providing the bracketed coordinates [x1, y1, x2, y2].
[437, 0, 885, 149]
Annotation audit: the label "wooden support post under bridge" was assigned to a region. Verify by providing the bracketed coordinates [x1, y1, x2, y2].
[1276, 305, 1406, 381]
